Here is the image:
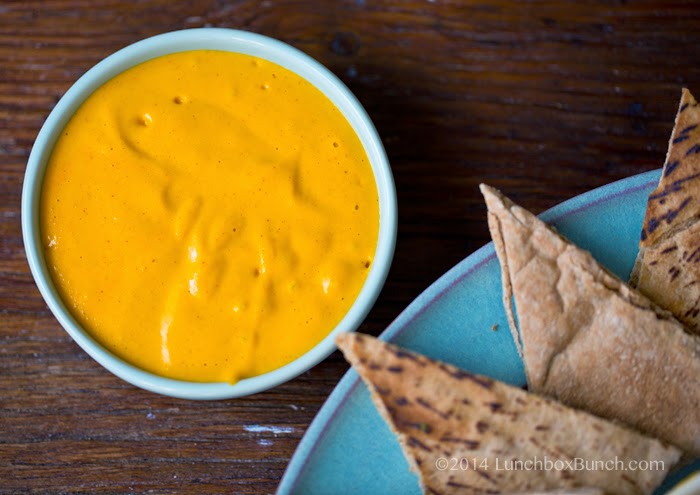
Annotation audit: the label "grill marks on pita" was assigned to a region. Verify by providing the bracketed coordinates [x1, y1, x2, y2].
[336, 332, 680, 495]
[631, 88, 700, 335]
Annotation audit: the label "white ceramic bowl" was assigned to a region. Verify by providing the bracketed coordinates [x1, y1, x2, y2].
[21, 28, 397, 399]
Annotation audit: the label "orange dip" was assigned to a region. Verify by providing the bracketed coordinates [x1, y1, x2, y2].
[40, 50, 379, 383]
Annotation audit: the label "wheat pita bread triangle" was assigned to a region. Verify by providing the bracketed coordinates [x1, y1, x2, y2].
[481, 184, 700, 456]
[630, 88, 700, 335]
[336, 332, 680, 495]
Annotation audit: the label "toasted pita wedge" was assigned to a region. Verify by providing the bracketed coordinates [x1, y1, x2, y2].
[481, 184, 700, 456]
[630, 89, 700, 335]
[336, 332, 680, 495]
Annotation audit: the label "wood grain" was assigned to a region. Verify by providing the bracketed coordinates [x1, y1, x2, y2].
[2, 0, 699, 493]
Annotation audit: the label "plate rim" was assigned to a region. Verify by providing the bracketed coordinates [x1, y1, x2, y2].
[277, 168, 663, 494]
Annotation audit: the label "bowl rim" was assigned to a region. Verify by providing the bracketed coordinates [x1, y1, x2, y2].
[21, 27, 397, 400]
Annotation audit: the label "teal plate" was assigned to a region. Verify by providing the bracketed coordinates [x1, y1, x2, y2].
[277, 169, 699, 494]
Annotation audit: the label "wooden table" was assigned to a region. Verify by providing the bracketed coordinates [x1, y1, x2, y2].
[2, 1, 698, 493]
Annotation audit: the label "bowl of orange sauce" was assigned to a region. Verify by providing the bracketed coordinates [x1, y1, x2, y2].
[22, 28, 396, 399]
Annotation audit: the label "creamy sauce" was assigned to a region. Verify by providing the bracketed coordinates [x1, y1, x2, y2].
[41, 50, 379, 383]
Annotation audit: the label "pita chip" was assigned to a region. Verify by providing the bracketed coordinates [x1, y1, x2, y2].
[481, 184, 700, 456]
[336, 332, 680, 495]
[630, 88, 700, 335]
